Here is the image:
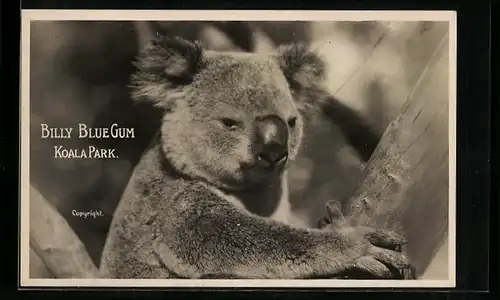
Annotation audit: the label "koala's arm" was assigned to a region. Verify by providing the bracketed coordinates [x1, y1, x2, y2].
[153, 182, 410, 279]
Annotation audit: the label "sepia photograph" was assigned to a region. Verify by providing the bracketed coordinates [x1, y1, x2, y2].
[20, 10, 456, 288]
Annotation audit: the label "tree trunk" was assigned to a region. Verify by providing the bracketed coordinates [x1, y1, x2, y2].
[30, 186, 99, 278]
[29, 247, 54, 278]
[343, 33, 451, 279]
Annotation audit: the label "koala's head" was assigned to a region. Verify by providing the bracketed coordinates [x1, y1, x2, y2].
[131, 36, 326, 191]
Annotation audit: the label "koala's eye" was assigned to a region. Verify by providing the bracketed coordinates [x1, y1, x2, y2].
[287, 117, 297, 128]
[220, 118, 240, 130]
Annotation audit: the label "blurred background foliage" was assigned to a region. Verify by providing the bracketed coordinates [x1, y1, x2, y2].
[29, 20, 449, 269]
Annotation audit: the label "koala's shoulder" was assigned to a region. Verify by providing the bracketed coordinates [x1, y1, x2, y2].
[114, 137, 191, 212]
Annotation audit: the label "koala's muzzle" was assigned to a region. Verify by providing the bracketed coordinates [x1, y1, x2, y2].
[254, 115, 289, 170]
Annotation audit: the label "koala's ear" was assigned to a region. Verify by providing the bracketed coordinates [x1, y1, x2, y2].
[130, 36, 203, 109]
[274, 44, 326, 92]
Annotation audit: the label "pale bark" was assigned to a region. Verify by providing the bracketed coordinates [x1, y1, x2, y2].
[344, 34, 451, 278]
[29, 247, 53, 278]
[30, 186, 99, 278]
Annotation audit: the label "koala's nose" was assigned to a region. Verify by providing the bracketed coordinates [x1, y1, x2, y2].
[255, 115, 289, 168]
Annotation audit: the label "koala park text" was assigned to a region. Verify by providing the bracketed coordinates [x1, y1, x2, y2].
[40, 123, 136, 159]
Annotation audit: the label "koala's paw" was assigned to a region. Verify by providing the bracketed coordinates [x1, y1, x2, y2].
[318, 200, 416, 279]
[316, 199, 346, 229]
[344, 228, 415, 279]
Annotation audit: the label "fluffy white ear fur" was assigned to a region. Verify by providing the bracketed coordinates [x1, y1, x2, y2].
[129, 36, 327, 113]
[273, 43, 331, 117]
[129, 36, 204, 109]
[274, 43, 326, 91]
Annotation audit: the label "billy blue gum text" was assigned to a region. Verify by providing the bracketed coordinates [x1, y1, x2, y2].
[40, 123, 135, 139]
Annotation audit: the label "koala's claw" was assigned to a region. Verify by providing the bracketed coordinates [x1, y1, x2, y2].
[339, 249, 413, 280]
[352, 256, 394, 278]
[333, 255, 408, 280]
[326, 200, 344, 222]
[365, 229, 407, 252]
[367, 246, 411, 270]
[317, 199, 346, 229]
[319, 200, 415, 279]
[363, 229, 413, 278]
[336, 226, 413, 279]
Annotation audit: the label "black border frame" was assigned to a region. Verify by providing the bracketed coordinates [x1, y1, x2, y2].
[2, 1, 496, 299]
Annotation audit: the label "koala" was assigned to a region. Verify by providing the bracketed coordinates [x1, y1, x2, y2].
[99, 36, 412, 279]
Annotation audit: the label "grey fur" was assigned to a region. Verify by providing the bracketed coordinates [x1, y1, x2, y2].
[99, 36, 411, 279]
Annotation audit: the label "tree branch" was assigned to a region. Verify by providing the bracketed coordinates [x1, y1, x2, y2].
[30, 186, 99, 278]
[342, 34, 451, 278]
